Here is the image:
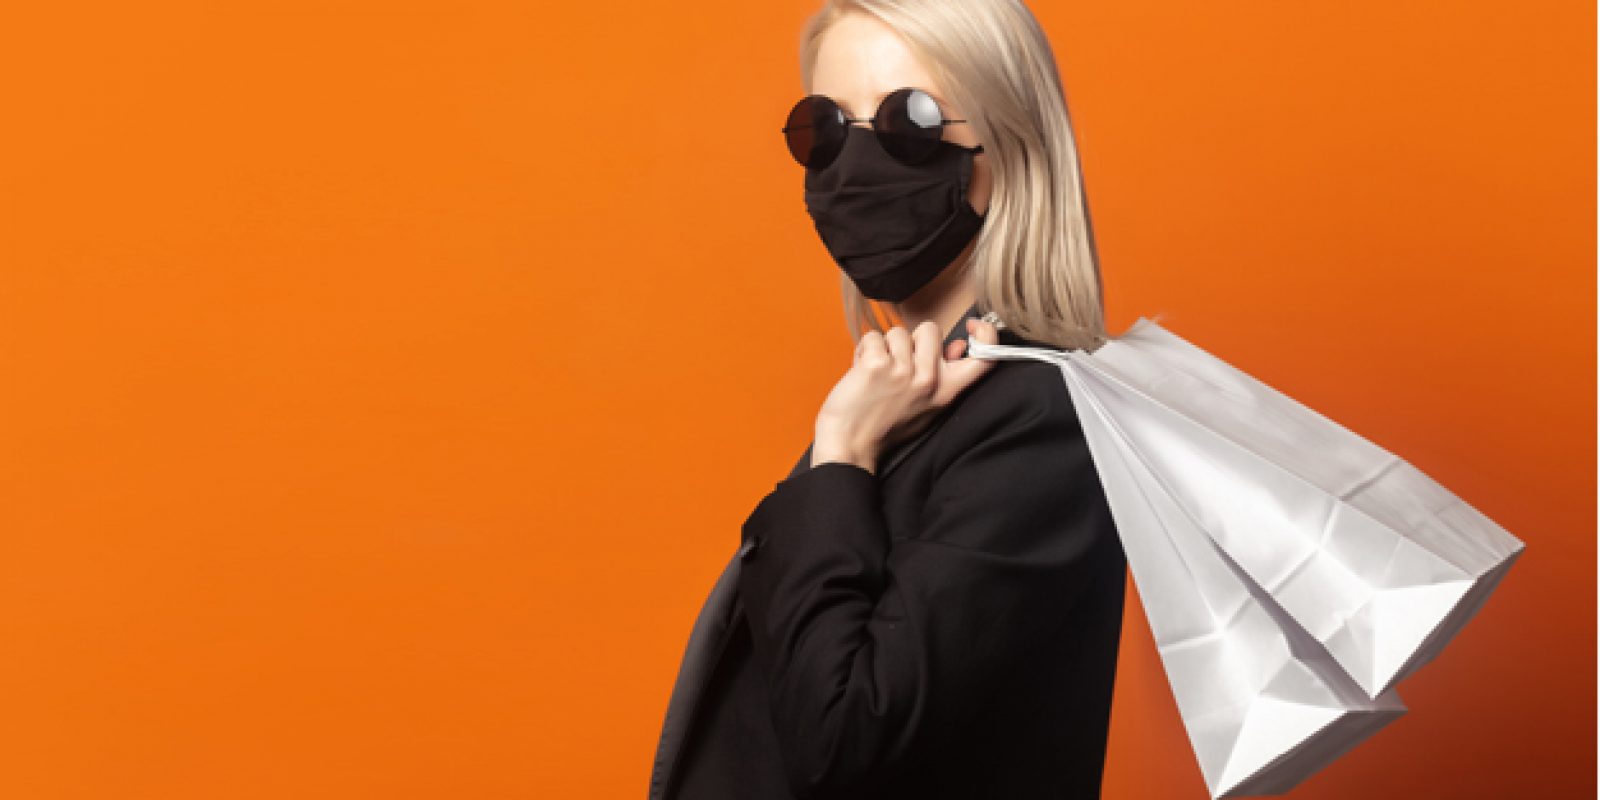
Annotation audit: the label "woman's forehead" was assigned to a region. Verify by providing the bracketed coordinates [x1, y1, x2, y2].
[811, 14, 945, 116]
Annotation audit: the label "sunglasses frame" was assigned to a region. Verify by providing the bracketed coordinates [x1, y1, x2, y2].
[781, 87, 978, 169]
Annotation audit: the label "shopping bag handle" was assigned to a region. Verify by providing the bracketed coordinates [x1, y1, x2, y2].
[965, 337, 1075, 365]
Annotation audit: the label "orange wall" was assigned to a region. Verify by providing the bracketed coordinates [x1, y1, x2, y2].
[0, 1, 1591, 797]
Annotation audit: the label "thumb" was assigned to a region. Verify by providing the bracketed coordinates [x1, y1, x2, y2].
[933, 318, 999, 406]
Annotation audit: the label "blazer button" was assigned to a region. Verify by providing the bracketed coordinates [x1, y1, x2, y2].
[738, 536, 760, 561]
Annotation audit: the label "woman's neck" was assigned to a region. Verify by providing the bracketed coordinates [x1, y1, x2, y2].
[888, 244, 978, 343]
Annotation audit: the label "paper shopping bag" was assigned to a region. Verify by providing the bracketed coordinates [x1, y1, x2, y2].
[967, 319, 1525, 701]
[1062, 346, 1407, 797]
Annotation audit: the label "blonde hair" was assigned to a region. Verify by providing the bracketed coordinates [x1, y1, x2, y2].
[799, 0, 1112, 352]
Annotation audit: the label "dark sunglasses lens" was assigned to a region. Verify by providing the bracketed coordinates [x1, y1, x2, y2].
[876, 88, 945, 163]
[784, 96, 846, 168]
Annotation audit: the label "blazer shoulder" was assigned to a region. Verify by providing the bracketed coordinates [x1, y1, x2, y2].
[928, 354, 1081, 465]
[909, 351, 1115, 558]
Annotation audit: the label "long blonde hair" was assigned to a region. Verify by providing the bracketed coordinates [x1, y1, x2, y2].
[799, 0, 1111, 352]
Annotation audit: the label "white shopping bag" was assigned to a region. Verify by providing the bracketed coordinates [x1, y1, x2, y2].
[969, 320, 1524, 699]
[1074, 356, 1407, 797]
[966, 318, 1524, 796]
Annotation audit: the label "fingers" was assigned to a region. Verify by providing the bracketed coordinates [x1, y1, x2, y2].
[856, 329, 886, 365]
[945, 337, 968, 361]
[857, 318, 992, 409]
[883, 325, 913, 375]
[967, 317, 1000, 347]
[910, 320, 940, 398]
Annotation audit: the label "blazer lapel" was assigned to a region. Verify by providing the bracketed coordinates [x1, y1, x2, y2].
[648, 547, 745, 799]
[648, 301, 991, 798]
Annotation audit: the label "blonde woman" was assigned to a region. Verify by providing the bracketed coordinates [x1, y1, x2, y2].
[651, 1, 1125, 797]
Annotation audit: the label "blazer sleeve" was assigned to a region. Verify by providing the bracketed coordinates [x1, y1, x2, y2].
[735, 370, 1114, 798]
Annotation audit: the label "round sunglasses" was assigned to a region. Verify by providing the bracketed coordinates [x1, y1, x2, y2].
[782, 87, 979, 170]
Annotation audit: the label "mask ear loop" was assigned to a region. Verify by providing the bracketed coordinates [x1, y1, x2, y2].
[923, 141, 983, 162]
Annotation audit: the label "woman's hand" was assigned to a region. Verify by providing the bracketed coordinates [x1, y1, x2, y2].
[811, 317, 1000, 474]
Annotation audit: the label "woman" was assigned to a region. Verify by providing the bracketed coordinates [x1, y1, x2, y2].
[650, 1, 1126, 797]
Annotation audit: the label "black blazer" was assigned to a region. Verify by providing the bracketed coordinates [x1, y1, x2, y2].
[650, 302, 1127, 800]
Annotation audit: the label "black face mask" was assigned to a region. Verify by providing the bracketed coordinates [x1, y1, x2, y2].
[803, 125, 987, 302]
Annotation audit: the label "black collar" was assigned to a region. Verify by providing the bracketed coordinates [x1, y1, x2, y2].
[939, 300, 1035, 356]
[940, 301, 985, 353]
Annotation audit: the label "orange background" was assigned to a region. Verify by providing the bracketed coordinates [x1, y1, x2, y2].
[0, 1, 1592, 797]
